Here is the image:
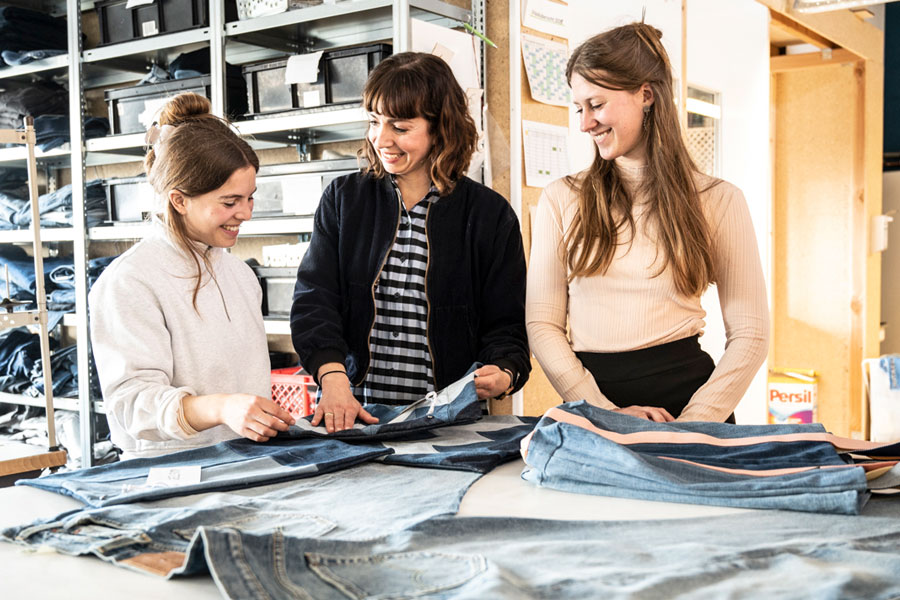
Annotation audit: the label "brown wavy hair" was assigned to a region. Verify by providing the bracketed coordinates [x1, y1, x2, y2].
[564, 23, 715, 296]
[144, 92, 259, 309]
[360, 52, 478, 196]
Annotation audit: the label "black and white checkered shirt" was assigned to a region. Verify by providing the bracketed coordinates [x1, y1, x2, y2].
[353, 183, 438, 405]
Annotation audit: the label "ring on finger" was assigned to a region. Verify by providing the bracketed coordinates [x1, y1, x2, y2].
[324, 412, 335, 417]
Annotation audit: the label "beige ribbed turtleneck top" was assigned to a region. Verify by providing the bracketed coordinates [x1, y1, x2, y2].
[526, 165, 769, 422]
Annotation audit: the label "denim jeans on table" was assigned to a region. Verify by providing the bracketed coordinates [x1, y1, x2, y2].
[17, 371, 530, 506]
[184, 506, 900, 600]
[284, 368, 482, 442]
[2, 463, 480, 577]
[521, 401, 874, 515]
[20, 436, 392, 507]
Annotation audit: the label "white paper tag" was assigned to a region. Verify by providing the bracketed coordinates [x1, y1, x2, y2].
[302, 90, 322, 108]
[141, 20, 159, 37]
[285, 52, 323, 84]
[146, 465, 201, 488]
[126, 0, 156, 8]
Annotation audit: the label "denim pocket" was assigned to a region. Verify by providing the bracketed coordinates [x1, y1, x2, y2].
[305, 550, 487, 599]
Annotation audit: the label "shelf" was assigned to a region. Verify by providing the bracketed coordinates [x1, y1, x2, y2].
[225, 0, 469, 54]
[0, 228, 76, 243]
[82, 29, 212, 88]
[0, 443, 67, 477]
[265, 319, 291, 335]
[0, 54, 69, 82]
[82, 107, 368, 165]
[0, 391, 80, 412]
[88, 217, 313, 241]
[0, 145, 70, 168]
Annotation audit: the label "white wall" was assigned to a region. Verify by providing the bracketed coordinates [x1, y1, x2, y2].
[565, 0, 772, 423]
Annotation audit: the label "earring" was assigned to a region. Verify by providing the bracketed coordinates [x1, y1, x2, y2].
[642, 105, 651, 131]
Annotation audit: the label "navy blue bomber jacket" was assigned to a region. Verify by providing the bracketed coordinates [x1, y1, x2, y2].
[290, 171, 531, 395]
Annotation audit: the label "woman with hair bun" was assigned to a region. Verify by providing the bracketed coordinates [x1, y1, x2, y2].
[527, 23, 768, 423]
[291, 52, 530, 433]
[90, 92, 294, 459]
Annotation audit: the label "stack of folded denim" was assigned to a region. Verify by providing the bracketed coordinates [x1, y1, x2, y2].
[0, 179, 107, 230]
[0, 327, 45, 394]
[0, 81, 68, 130]
[32, 115, 110, 152]
[521, 401, 886, 515]
[46, 255, 117, 311]
[0, 6, 68, 68]
[0, 244, 116, 315]
[25, 344, 79, 398]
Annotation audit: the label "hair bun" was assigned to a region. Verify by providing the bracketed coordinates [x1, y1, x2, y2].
[157, 92, 212, 126]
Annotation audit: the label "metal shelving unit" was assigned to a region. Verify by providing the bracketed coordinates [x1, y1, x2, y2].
[0, 0, 476, 467]
[0, 118, 68, 481]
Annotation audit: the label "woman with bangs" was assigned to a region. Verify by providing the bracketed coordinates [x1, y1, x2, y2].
[526, 23, 768, 423]
[290, 52, 530, 433]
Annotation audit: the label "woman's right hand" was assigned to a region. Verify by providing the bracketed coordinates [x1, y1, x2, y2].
[183, 393, 295, 442]
[312, 368, 379, 433]
[219, 394, 296, 442]
[612, 405, 675, 423]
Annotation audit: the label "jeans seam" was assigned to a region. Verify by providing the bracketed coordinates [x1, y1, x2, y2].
[272, 528, 315, 600]
[226, 528, 271, 600]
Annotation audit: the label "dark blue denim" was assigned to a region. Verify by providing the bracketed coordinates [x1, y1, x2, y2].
[377, 415, 538, 473]
[17, 370, 532, 505]
[19, 436, 393, 507]
[283, 368, 482, 442]
[522, 401, 873, 514]
[184, 507, 900, 599]
[32, 115, 110, 151]
[2, 464, 480, 577]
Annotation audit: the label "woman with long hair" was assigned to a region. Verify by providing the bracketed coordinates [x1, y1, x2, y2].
[90, 92, 294, 459]
[291, 52, 530, 433]
[527, 23, 768, 422]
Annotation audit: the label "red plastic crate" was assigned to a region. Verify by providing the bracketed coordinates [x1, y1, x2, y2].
[271, 368, 318, 418]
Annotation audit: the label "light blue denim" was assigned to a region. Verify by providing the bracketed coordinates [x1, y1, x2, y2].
[187, 502, 900, 599]
[522, 401, 870, 514]
[3, 464, 479, 577]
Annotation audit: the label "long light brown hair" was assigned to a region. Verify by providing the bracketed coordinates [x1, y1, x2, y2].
[564, 23, 715, 296]
[360, 52, 477, 196]
[144, 92, 259, 309]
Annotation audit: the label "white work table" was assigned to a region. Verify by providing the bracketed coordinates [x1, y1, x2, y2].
[0, 460, 748, 599]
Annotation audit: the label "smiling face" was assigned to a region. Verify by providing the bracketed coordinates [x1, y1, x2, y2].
[571, 72, 653, 168]
[366, 112, 434, 189]
[169, 165, 256, 248]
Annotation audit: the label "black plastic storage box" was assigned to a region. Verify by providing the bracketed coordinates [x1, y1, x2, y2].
[104, 74, 248, 135]
[104, 176, 155, 223]
[243, 43, 391, 116]
[96, 0, 229, 45]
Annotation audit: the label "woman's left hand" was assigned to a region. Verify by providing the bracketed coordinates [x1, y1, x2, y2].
[473, 365, 513, 399]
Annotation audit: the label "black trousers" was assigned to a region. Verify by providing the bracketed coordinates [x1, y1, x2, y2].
[577, 335, 735, 423]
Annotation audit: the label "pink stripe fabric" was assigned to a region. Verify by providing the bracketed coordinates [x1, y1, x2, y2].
[540, 407, 887, 452]
[656, 456, 857, 477]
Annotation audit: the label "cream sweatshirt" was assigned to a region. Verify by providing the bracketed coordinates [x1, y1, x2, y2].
[89, 224, 270, 459]
[526, 166, 769, 422]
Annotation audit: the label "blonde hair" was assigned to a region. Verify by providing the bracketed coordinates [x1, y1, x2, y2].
[564, 23, 715, 297]
[144, 92, 259, 309]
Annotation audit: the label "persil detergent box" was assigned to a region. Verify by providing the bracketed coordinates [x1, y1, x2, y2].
[767, 368, 817, 424]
